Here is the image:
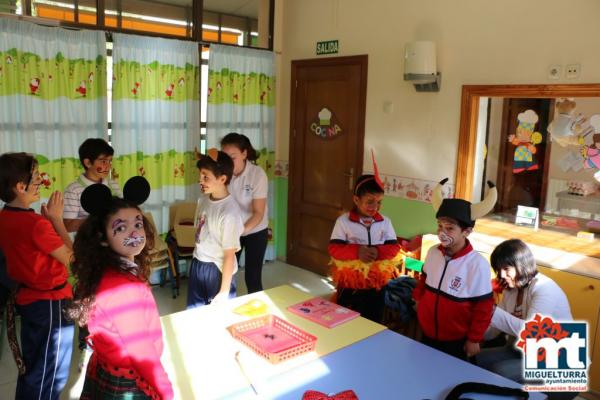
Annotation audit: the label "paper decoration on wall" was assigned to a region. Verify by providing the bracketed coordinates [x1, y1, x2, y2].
[378, 173, 453, 203]
[548, 98, 593, 147]
[582, 115, 600, 169]
[509, 110, 542, 174]
[558, 151, 585, 173]
[274, 160, 289, 177]
[310, 107, 342, 139]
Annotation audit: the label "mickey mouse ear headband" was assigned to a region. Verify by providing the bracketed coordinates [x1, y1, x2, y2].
[206, 148, 219, 162]
[81, 176, 151, 216]
[196, 147, 232, 169]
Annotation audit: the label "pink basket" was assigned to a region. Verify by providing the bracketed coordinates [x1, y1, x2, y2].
[228, 315, 317, 364]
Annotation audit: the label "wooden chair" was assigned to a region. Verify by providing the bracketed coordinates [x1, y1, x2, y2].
[170, 202, 198, 277]
[144, 212, 179, 298]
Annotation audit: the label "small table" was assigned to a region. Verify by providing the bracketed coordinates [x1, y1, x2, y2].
[227, 329, 546, 399]
[160, 285, 385, 399]
[159, 285, 545, 399]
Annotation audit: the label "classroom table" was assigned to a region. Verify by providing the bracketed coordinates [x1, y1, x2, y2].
[160, 285, 385, 399]
[159, 285, 546, 399]
[227, 329, 547, 400]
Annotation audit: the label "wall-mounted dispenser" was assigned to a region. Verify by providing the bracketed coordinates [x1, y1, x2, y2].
[404, 41, 441, 92]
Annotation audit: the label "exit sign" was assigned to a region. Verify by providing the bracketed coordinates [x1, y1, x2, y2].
[316, 40, 339, 55]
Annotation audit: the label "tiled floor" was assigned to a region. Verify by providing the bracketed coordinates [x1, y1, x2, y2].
[0, 260, 335, 400]
[0, 260, 594, 399]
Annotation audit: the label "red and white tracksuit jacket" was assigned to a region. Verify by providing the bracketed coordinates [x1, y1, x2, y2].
[328, 211, 403, 290]
[413, 241, 494, 342]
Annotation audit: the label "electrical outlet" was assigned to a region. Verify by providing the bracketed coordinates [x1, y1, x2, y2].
[566, 63, 581, 79]
[548, 64, 561, 80]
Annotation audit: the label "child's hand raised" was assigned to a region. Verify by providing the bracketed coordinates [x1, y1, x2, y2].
[358, 246, 377, 263]
[41, 191, 64, 223]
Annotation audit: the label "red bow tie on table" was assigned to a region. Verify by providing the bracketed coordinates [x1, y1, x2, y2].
[302, 390, 359, 400]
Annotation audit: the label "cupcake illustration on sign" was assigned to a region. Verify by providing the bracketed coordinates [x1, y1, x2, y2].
[319, 108, 331, 125]
[310, 107, 342, 139]
[509, 109, 543, 174]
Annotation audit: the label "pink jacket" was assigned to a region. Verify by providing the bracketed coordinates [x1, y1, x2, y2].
[88, 268, 174, 399]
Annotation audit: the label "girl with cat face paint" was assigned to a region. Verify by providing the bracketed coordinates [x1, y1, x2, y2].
[67, 177, 174, 399]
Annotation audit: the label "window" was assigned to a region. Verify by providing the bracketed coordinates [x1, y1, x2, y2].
[203, 0, 270, 48]
[33, 0, 97, 25]
[15, 0, 274, 50]
[200, 47, 208, 153]
[458, 85, 600, 241]
[106, 42, 112, 143]
[0, 0, 22, 14]
[105, 0, 192, 37]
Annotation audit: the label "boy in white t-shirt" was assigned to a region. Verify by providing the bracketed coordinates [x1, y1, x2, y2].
[187, 148, 244, 308]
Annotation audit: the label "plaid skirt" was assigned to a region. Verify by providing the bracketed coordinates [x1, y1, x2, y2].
[80, 354, 159, 400]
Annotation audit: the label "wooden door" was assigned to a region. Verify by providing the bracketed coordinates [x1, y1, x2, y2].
[496, 99, 552, 213]
[287, 55, 368, 275]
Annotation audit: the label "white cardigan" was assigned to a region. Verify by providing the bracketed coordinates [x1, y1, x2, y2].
[485, 273, 572, 339]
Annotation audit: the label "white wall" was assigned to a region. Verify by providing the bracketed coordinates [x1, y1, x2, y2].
[275, 0, 600, 185]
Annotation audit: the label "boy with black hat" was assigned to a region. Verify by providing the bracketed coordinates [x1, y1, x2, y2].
[413, 178, 497, 361]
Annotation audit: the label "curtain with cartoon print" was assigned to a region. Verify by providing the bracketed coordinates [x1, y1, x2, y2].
[111, 33, 200, 234]
[0, 18, 107, 203]
[206, 44, 276, 260]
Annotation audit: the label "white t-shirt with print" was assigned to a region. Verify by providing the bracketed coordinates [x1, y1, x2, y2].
[229, 162, 268, 236]
[63, 174, 122, 220]
[193, 194, 244, 272]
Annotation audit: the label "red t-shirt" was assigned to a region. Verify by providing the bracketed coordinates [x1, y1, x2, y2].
[0, 206, 72, 305]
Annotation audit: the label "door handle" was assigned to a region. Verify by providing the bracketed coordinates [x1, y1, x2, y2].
[343, 168, 354, 191]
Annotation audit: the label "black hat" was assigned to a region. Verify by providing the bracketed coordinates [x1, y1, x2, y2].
[436, 198, 475, 227]
[431, 178, 497, 227]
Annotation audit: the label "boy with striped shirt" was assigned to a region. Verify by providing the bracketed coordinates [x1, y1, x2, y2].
[63, 138, 121, 233]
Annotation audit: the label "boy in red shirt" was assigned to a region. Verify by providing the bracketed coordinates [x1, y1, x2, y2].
[0, 152, 74, 400]
[328, 174, 403, 323]
[413, 178, 496, 361]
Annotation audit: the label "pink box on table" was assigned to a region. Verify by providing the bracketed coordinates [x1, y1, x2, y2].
[227, 315, 317, 364]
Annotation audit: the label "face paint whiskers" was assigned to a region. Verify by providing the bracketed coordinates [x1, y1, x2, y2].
[123, 236, 145, 247]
